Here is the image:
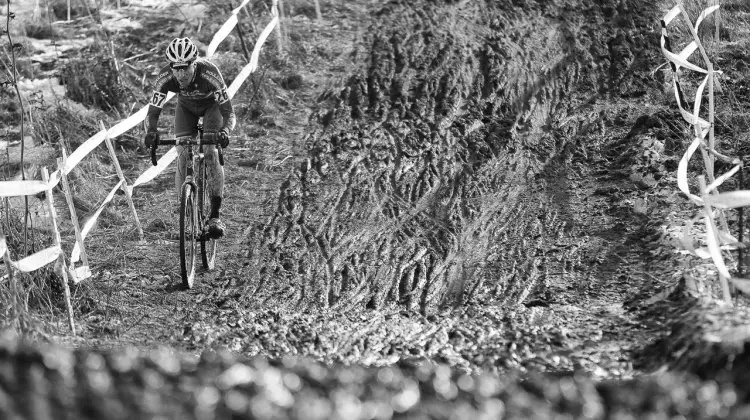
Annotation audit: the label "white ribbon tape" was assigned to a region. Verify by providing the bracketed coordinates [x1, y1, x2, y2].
[130, 147, 179, 192]
[71, 180, 124, 263]
[13, 246, 62, 273]
[228, 16, 279, 98]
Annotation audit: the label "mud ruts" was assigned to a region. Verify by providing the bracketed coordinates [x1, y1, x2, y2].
[1, 336, 748, 420]
[257, 0, 660, 311]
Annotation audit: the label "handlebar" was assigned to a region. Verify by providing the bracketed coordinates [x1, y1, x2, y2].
[150, 132, 225, 166]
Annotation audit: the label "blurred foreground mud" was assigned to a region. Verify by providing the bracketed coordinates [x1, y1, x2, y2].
[2, 337, 749, 420]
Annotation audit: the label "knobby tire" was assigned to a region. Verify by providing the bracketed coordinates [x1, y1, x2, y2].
[199, 161, 218, 270]
[179, 183, 197, 289]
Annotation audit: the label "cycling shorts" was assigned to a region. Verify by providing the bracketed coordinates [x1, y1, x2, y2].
[174, 98, 224, 137]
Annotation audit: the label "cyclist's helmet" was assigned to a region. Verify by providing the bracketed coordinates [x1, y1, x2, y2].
[165, 37, 198, 64]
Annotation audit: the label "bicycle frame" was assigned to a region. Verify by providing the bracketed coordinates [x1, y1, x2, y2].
[150, 122, 224, 288]
[180, 126, 203, 194]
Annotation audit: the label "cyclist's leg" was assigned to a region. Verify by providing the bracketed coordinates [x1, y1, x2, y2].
[174, 101, 200, 195]
[203, 103, 225, 220]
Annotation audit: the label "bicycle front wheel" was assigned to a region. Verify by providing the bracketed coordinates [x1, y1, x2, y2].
[198, 162, 217, 270]
[179, 183, 198, 288]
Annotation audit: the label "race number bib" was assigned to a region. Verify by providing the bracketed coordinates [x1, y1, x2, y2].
[150, 91, 167, 108]
[215, 88, 229, 104]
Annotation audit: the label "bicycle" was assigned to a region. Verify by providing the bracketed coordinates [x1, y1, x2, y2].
[150, 121, 225, 289]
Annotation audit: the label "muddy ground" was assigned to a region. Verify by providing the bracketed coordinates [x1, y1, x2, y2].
[2, 0, 750, 418]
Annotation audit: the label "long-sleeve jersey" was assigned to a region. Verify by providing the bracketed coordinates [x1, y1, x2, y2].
[145, 58, 237, 133]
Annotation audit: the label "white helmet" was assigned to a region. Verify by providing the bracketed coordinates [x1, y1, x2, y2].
[165, 37, 198, 63]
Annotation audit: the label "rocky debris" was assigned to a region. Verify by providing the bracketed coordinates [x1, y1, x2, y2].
[180, 304, 635, 378]
[1, 335, 749, 420]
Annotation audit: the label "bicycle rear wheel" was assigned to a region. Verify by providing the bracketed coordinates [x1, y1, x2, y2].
[198, 162, 217, 270]
[179, 183, 198, 288]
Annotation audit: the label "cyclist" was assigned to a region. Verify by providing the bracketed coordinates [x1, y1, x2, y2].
[144, 37, 236, 239]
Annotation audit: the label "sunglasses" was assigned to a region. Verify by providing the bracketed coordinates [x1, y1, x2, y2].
[170, 61, 194, 70]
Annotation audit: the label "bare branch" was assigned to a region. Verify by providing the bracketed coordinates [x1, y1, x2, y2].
[5, 0, 29, 249]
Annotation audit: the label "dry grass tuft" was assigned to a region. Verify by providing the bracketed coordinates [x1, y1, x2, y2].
[32, 104, 101, 147]
[206, 51, 246, 86]
[23, 21, 57, 40]
[61, 48, 127, 112]
[47, 0, 89, 21]
[0, 207, 70, 336]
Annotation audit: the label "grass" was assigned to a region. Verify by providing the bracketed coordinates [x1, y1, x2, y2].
[23, 21, 57, 39]
[0, 205, 70, 336]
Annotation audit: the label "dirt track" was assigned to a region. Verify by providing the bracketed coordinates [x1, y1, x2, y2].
[249, 0, 669, 375]
[3, 0, 750, 418]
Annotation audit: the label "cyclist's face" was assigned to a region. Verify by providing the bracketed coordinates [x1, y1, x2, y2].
[171, 61, 196, 87]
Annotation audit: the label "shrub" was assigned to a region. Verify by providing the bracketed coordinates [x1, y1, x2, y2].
[60, 48, 126, 112]
[32, 104, 100, 148]
[48, 0, 87, 20]
[0, 207, 66, 328]
[207, 51, 246, 84]
[0, 85, 21, 124]
[24, 22, 57, 39]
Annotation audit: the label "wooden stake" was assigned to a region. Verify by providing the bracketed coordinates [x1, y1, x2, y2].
[715, 0, 721, 43]
[273, 0, 283, 54]
[0, 229, 18, 329]
[57, 151, 89, 269]
[708, 60, 716, 184]
[100, 121, 144, 241]
[699, 175, 732, 305]
[677, 4, 714, 142]
[230, 2, 251, 62]
[42, 167, 76, 334]
[242, 2, 258, 35]
[706, 61, 729, 236]
[678, 4, 732, 235]
[739, 165, 745, 277]
[2, 252, 15, 310]
[314, 0, 322, 20]
[33, 0, 42, 21]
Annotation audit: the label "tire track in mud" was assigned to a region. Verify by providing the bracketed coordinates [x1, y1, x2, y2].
[216, 0, 678, 380]
[255, 0, 661, 316]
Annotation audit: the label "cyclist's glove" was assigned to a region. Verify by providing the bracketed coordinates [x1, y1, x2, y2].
[145, 132, 159, 148]
[218, 129, 230, 148]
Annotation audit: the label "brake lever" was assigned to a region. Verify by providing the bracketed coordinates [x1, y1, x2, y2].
[204, 133, 225, 166]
